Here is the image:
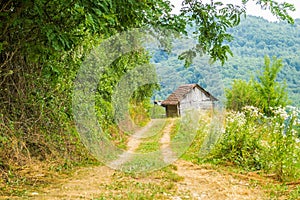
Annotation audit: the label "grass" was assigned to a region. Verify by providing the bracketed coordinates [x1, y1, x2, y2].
[135, 119, 167, 153]
[116, 119, 170, 172]
[170, 110, 216, 161]
[115, 153, 166, 173]
[94, 165, 186, 200]
[150, 105, 166, 119]
[0, 157, 101, 198]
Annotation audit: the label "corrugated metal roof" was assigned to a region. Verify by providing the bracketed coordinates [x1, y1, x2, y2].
[161, 83, 218, 106]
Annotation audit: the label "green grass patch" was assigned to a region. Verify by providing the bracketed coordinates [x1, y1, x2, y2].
[94, 165, 186, 200]
[135, 119, 167, 153]
[170, 111, 214, 160]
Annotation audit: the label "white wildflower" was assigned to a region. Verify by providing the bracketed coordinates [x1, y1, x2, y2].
[273, 106, 289, 120]
[291, 129, 297, 136]
[226, 111, 246, 126]
[243, 105, 262, 117]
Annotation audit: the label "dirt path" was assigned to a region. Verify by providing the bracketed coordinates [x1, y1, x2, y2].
[30, 119, 267, 200]
[31, 166, 115, 199]
[109, 118, 165, 169]
[174, 160, 266, 200]
[160, 118, 177, 164]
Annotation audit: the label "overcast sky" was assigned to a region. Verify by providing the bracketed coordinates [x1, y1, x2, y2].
[170, 0, 300, 21]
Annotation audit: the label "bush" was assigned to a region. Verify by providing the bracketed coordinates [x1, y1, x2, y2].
[209, 107, 264, 171]
[208, 106, 300, 182]
[225, 56, 289, 116]
[225, 79, 258, 111]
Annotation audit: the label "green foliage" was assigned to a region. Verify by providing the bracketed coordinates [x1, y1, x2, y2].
[129, 99, 153, 127]
[178, 0, 295, 65]
[150, 105, 166, 119]
[262, 106, 300, 181]
[0, 0, 175, 170]
[208, 106, 300, 182]
[225, 79, 257, 111]
[225, 56, 289, 115]
[95, 50, 155, 129]
[180, 111, 215, 162]
[170, 111, 207, 159]
[181, 1, 239, 65]
[210, 109, 264, 171]
[255, 56, 289, 115]
[224, 17, 300, 106]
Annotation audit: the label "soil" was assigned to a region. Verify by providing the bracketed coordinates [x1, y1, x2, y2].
[174, 160, 266, 200]
[19, 119, 268, 199]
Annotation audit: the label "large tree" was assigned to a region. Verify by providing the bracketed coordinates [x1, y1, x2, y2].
[0, 0, 177, 166]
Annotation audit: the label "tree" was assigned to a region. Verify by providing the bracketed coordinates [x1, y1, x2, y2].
[255, 56, 289, 115]
[225, 79, 258, 111]
[225, 56, 289, 115]
[0, 0, 178, 166]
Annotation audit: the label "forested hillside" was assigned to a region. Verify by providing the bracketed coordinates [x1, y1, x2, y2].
[153, 16, 300, 106]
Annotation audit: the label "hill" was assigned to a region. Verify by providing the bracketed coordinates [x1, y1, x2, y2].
[152, 16, 300, 106]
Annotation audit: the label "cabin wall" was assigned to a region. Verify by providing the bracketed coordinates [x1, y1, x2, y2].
[179, 87, 214, 115]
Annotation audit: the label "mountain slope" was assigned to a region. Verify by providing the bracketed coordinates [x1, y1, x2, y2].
[152, 16, 300, 106]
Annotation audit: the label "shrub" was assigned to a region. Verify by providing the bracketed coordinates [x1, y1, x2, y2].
[225, 56, 289, 116]
[207, 106, 300, 181]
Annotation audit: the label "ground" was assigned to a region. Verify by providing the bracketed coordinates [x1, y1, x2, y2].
[0, 119, 289, 199]
[26, 160, 267, 200]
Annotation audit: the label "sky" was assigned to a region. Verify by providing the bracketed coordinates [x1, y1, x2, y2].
[169, 0, 300, 21]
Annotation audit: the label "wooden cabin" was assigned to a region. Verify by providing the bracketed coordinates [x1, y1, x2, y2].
[161, 84, 218, 117]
